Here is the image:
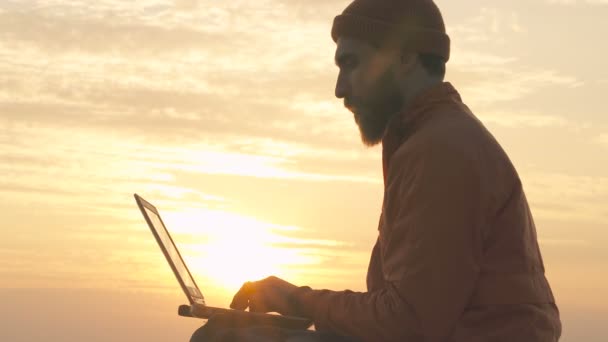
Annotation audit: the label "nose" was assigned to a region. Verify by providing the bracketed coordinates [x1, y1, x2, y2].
[335, 72, 349, 99]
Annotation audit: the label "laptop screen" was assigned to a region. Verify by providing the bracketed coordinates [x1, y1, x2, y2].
[143, 206, 204, 302]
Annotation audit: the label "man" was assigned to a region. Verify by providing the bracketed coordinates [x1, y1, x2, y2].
[191, 0, 562, 341]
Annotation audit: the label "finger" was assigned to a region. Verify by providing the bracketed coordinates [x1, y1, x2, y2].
[230, 281, 254, 310]
[248, 299, 260, 313]
[230, 281, 253, 310]
[249, 286, 275, 313]
[248, 293, 269, 313]
[247, 292, 261, 313]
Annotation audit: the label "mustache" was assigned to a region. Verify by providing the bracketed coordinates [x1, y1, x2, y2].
[344, 98, 357, 111]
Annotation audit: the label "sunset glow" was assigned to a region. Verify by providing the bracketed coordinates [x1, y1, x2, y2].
[161, 209, 321, 290]
[1, 1, 607, 341]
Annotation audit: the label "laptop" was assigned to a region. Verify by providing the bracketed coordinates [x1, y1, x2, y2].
[134, 193, 313, 329]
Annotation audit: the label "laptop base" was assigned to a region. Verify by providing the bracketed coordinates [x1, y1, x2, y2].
[178, 304, 313, 330]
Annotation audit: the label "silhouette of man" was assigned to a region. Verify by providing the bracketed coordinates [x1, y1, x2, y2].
[191, 0, 562, 341]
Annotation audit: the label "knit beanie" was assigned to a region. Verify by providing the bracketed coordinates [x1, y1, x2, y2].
[331, 0, 450, 61]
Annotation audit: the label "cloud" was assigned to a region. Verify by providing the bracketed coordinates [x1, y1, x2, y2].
[1, 3, 607, 317]
[0, 118, 373, 198]
[450, 51, 519, 68]
[0, 0, 353, 154]
[453, 66, 582, 106]
[4, 0, 590, 150]
[524, 171, 608, 224]
[445, 7, 582, 107]
[546, 0, 608, 5]
[448, 7, 528, 44]
[479, 110, 570, 128]
[538, 238, 590, 246]
[596, 133, 608, 148]
[445, 5, 592, 109]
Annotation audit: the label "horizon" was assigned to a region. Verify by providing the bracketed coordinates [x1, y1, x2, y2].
[1, 0, 607, 341]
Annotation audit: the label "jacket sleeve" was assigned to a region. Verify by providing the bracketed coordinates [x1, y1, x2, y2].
[291, 142, 484, 342]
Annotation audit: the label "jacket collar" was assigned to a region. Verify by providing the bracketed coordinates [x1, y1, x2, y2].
[381, 82, 461, 184]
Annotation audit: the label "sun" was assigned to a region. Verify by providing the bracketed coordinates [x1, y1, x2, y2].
[202, 235, 282, 289]
[162, 208, 310, 294]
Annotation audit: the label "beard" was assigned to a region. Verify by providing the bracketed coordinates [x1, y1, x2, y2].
[346, 70, 404, 146]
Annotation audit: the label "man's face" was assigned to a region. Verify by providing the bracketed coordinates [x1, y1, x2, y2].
[334, 38, 404, 146]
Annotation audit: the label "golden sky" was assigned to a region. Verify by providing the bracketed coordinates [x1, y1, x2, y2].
[1, 0, 607, 341]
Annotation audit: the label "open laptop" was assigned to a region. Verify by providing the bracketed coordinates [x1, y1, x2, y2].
[134, 193, 313, 329]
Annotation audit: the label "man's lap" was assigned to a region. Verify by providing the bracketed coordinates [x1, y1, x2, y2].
[190, 315, 360, 342]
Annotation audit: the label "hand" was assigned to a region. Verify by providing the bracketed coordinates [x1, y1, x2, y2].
[230, 276, 299, 315]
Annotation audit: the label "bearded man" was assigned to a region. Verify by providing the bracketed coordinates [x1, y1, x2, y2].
[191, 0, 562, 341]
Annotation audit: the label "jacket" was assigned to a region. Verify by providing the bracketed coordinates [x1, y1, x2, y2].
[292, 82, 562, 341]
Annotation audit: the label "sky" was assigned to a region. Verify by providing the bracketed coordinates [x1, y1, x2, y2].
[0, 0, 607, 341]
